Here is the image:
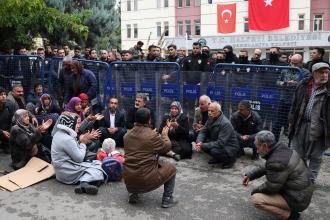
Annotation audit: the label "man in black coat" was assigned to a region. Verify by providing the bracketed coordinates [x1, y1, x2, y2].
[304, 47, 330, 72]
[0, 87, 15, 153]
[243, 131, 313, 220]
[231, 100, 262, 159]
[98, 97, 126, 147]
[195, 102, 239, 168]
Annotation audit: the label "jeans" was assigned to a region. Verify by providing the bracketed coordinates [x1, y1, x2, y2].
[205, 147, 235, 164]
[163, 175, 176, 198]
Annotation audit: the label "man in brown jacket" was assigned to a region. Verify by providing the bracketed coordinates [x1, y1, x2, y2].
[123, 108, 177, 208]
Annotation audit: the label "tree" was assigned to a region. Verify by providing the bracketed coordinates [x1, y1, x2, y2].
[0, 0, 88, 51]
[45, 0, 121, 50]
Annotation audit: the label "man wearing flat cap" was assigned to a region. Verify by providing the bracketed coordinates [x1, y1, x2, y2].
[288, 62, 330, 183]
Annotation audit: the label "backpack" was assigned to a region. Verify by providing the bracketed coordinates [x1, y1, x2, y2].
[101, 156, 124, 182]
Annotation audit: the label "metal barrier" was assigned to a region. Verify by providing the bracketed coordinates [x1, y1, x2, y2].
[0, 55, 45, 95]
[213, 64, 305, 139]
[106, 61, 181, 128]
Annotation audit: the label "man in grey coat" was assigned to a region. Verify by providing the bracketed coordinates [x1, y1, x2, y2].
[288, 62, 330, 183]
[195, 102, 239, 168]
[243, 131, 313, 220]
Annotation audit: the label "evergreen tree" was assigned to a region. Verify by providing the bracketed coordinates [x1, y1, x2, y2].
[45, 0, 121, 50]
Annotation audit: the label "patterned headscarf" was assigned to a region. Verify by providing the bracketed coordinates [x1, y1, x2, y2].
[57, 114, 78, 130]
[12, 109, 35, 136]
[65, 97, 84, 120]
[40, 93, 52, 110]
[169, 101, 183, 119]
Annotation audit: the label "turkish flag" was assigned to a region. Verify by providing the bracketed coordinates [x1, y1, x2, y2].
[249, 0, 289, 31]
[217, 4, 236, 34]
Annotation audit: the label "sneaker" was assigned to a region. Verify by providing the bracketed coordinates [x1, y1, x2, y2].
[173, 154, 181, 161]
[128, 193, 139, 204]
[208, 158, 221, 164]
[74, 182, 98, 195]
[161, 196, 178, 208]
[287, 212, 301, 220]
[221, 160, 235, 169]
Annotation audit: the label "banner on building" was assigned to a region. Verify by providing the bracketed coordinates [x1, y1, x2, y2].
[217, 3, 236, 34]
[248, 0, 289, 31]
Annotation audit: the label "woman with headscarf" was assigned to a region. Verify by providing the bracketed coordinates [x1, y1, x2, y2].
[65, 97, 85, 120]
[10, 109, 53, 169]
[51, 113, 105, 195]
[158, 101, 192, 160]
[35, 93, 61, 125]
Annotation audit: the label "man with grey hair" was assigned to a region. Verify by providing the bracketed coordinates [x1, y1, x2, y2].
[191, 95, 211, 141]
[288, 62, 330, 183]
[195, 102, 239, 168]
[243, 130, 313, 220]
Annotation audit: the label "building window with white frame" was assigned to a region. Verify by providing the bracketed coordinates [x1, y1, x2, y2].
[194, 20, 200, 35]
[156, 22, 162, 37]
[298, 14, 304, 31]
[178, 0, 183, 7]
[134, 0, 138, 11]
[185, 20, 191, 35]
[164, 22, 169, 36]
[313, 14, 323, 31]
[244, 17, 249, 32]
[127, 0, 132, 11]
[178, 21, 183, 36]
[164, 0, 169, 7]
[133, 24, 138, 38]
[186, 0, 191, 7]
[208, 0, 212, 3]
[127, 24, 131, 38]
[157, 0, 161, 8]
[195, 0, 201, 7]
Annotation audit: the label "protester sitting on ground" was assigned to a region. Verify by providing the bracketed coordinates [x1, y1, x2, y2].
[230, 100, 262, 160]
[98, 97, 126, 147]
[10, 109, 53, 169]
[125, 93, 155, 129]
[34, 93, 61, 125]
[79, 93, 92, 118]
[191, 95, 211, 141]
[26, 83, 44, 108]
[195, 102, 239, 168]
[65, 97, 85, 120]
[0, 87, 15, 154]
[7, 84, 27, 110]
[96, 138, 125, 164]
[158, 101, 192, 160]
[70, 60, 97, 100]
[243, 130, 314, 220]
[123, 108, 177, 208]
[51, 113, 105, 195]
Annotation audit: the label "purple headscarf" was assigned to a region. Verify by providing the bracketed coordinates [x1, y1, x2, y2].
[65, 97, 84, 120]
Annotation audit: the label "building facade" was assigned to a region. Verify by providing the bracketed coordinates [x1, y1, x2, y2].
[121, 0, 330, 62]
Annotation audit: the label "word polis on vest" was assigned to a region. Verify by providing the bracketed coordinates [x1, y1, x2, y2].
[207, 32, 327, 49]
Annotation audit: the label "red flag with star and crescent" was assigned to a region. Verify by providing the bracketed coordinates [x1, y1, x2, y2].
[217, 4, 236, 34]
[249, 0, 289, 31]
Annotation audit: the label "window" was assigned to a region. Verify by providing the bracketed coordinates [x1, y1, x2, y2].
[244, 17, 249, 32]
[208, 0, 212, 4]
[186, 0, 191, 7]
[178, 0, 183, 7]
[134, 0, 138, 11]
[313, 14, 323, 31]
[185, 20, 191, 35]
[194, 20, 200, 35]
[157, 0, 161, 8]
[133, 24, 138, 38]
[298, 14, 304, 31]
[127, 24, 131, 38]
[178, 21, 183, 36]
[127, 0, 131, 11]
[164, 22, 169, 36]
[164, 0, 169, 7]
[156, 22, 162, 37]
[195, 0, 201, 6]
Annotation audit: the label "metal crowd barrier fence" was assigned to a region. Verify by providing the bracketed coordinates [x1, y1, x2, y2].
[0, 55, 45, 96]
[106, 61, 181, 128]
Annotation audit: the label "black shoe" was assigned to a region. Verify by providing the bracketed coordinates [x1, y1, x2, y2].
[161, 196, 178, 208]
[208, 158, 221, 164]
[221, 160, 235, 169]
[251, 152, 259, 160]
[287, 212, 300, 220]
[128, 193, 139, 204]
[173, 154, 181, 161]
[237, 148, 245, 158]
[74, 182, 98, 195]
